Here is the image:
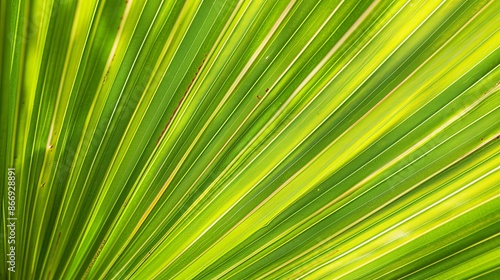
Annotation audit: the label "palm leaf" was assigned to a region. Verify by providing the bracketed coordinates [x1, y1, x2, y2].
[1, 0, 499, 279]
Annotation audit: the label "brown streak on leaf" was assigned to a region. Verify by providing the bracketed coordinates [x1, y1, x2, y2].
[157, 57, 207, 144]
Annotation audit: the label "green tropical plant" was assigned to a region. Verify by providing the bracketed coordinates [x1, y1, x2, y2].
[1, 0, 500, 279]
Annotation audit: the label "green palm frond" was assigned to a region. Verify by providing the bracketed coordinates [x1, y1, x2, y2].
[1, 0, 499, 279]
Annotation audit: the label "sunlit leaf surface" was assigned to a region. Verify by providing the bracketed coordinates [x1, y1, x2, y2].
[1, 0, 499, 279]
